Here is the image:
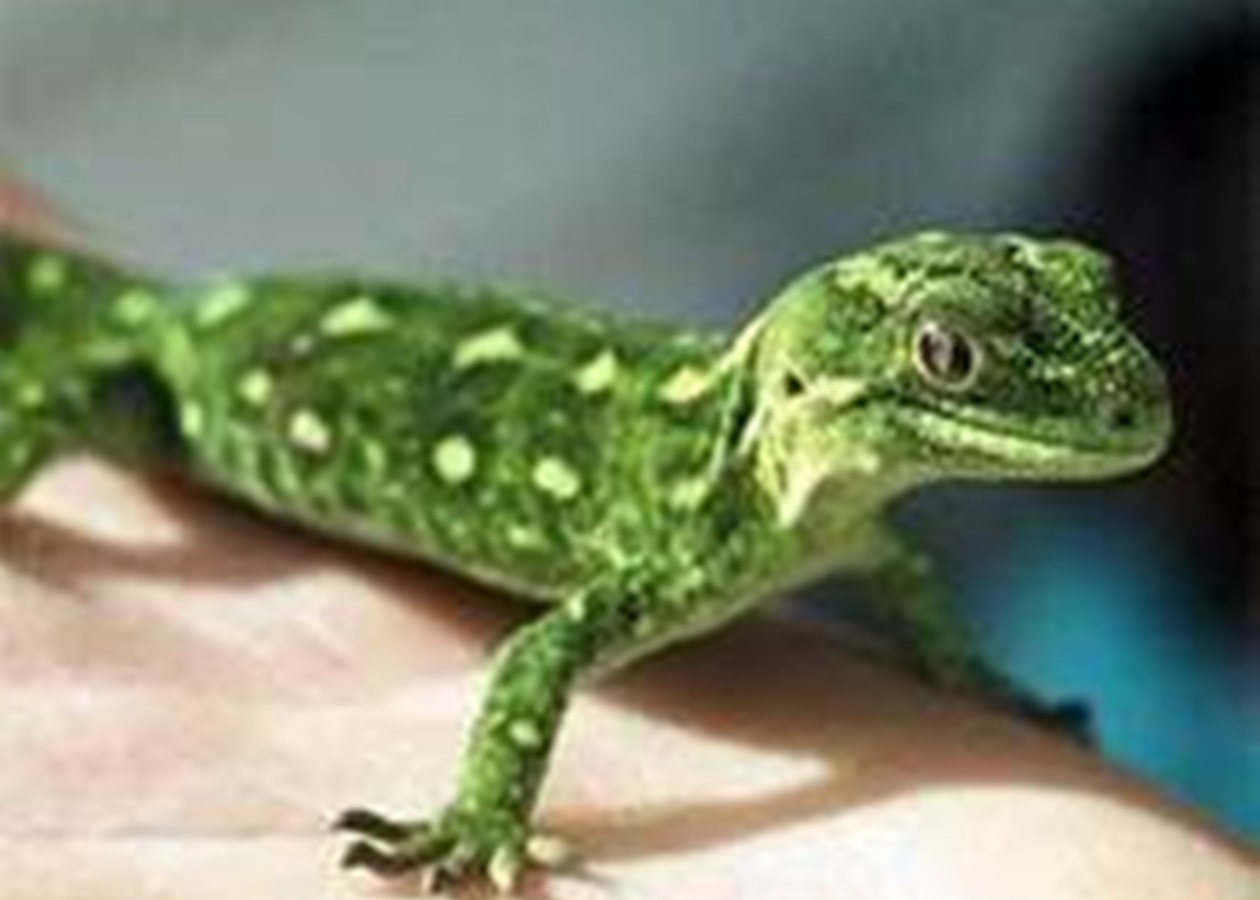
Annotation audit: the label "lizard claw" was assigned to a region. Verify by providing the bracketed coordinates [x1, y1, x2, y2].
[334, 807, 421, 842]
[341, 838, 424, 877]
[335, 805, 572, 895]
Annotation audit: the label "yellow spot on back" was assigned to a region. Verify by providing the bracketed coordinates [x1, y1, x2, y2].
[454, 326, 524, 369]
[360, 440, 388, 476]
[197, 282, 252, 327]
[433, 435, 477, 483]
[565, 594, 590, 622]
[507, 524, 543, 548]
[833, 257, 904, 302]
[288, 408, 333, 454]
[508, 719, 543, 748]
[27, 255, 69, 295]
[237, 369, 274, 406]
[180, 402, 206, 438]
[320, 295, 393, 337]
[532, 456, 581, 500]
[660, 364, 712, 404]
[15, 381, 45, 410]
[113, 289, 161, 326]
[573, 349, 618, 395]
[668, 475, 711, 510]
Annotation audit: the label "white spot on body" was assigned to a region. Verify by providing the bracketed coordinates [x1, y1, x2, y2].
[180, 402, 206, 439]
[573, 349, 619, 395]
[288, 408, 333, 454]
[506, 524, 543, 549]
[237, 369, 274, 406]
[113, 289, 161, 326]
[660, 364, 713, 404]
[359, 440, 388, 476]
[668, 475, 712, 511]
[15, 381, 45, 410]
[565, 594, 590, 622]
[532, 457, 581, 500]
[197, 282, 252, 327]
[454, 326, 524, 369]
[27, 255, 69, 295]
[433, 435, 477, 484]
[319, 296, 393, 337]
[508, 719, 543, 749]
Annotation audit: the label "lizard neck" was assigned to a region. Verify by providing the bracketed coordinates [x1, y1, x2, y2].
[648, 332, 887, 594]
[689, 309, 921, 595]
[717, 312, 911, 533]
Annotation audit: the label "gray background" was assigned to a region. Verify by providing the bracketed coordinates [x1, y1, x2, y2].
[0, 0, 1230, 321]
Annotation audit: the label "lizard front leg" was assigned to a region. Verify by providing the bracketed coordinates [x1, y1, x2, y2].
[336, 577, 642, 893]
[856, 525, 1093, 743]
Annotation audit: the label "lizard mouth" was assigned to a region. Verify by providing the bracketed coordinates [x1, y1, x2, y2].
[903, 401, 1172, 479]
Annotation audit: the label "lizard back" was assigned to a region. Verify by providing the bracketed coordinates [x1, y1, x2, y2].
[143, 273, 732, 599]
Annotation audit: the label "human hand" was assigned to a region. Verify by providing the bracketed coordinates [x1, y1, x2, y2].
[0, 180, 1253, 899]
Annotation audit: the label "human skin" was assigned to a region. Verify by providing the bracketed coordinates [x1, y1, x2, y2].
[0, 181, 1253, 899]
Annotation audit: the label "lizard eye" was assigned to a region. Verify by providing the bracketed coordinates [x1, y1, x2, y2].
[913, 320, 981, 390]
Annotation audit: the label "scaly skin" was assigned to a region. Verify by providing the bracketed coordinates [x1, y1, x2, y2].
[0, 230, 1172, 892]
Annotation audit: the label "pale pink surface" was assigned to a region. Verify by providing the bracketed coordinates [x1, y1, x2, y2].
[0, 185, 1254, 899]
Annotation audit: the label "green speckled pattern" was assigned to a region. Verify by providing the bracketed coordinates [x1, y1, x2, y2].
[0, 229, 1173, 892]
[159, 275, 753, 600]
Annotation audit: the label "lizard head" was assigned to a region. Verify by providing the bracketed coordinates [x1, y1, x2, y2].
[746, 231, 1172, 516]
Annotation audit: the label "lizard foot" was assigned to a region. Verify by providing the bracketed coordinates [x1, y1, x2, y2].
[335, 806, 574, 895]
[916, 657, 1097, 747]
[965, 668, 1096, 747]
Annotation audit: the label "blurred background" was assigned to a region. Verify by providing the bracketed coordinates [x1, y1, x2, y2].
[1, 0, 1254, 839]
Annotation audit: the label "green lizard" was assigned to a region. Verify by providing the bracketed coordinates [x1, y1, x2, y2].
[0, 229, 1171, 892]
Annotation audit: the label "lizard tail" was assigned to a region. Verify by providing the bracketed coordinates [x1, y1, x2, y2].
[0, 232, 173, 493]
[0, 231, 164, 351]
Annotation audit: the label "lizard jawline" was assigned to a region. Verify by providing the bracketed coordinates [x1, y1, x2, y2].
[904, 406, 1158, 478]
